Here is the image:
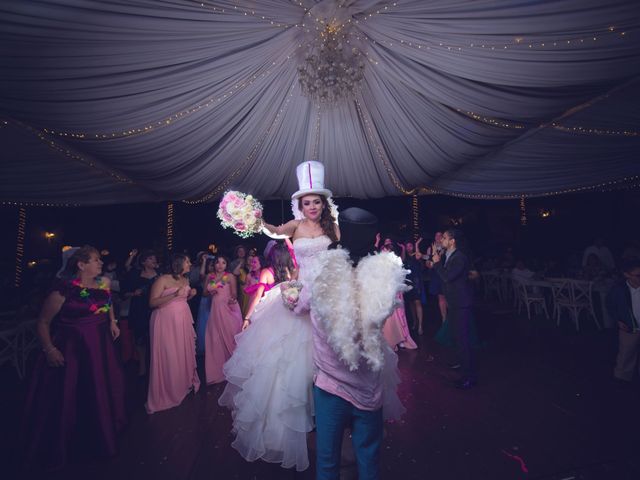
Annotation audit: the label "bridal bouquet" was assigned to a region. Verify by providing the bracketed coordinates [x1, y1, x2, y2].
[217, 190, 263, 238]
[280, 280, 303, 310]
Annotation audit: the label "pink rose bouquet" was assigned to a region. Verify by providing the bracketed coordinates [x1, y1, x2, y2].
[217, 190, 263, 238]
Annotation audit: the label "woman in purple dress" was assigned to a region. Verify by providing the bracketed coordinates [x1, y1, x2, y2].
[22, 245, 126, 470]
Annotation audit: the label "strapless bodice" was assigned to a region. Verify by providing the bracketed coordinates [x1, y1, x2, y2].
[292, 235, 331, 313]
[293, 235, 331, 266]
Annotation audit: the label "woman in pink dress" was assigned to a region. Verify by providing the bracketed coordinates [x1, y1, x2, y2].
[205, 256, 243, 384]
[383, 293, 418, 351]
[146, 254, 200, 414]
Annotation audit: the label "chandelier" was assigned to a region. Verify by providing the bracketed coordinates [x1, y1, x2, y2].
[297, 20, 366, 104]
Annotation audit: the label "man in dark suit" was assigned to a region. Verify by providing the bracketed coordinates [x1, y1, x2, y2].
[432, 229, 477, 389]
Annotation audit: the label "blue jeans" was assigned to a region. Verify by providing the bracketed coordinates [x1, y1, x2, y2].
[313, 385, 383, 480]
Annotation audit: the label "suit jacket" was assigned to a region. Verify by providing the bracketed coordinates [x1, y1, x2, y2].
[606, 281, 639, 331]
[433, 249, 473, 308]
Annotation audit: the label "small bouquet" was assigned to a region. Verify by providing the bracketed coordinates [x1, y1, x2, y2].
[218, 190, 263, 238]
[280, 280, 303, 310]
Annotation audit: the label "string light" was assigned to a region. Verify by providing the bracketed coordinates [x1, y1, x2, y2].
[407, 175, 640, 199]
[37, 64, 284, 140]
[1, 200, 79, 207]
[15, 207, 26, 288]
[199, 1, 292, 29]
[353, 95, 640, 199]
[551, 123, 639, 137]
[182, 81, 298, 204]
[34, 32, 307, 142]
[520, 196, 527, 226]
[166, 202, 174, 252]
[0, 118, 134, 185]
[312, 103, 322, 160]
[456, 109, 526, 130]
[411, 195, 420, 241]
[356, 24, 632, 54]
[354, 96, 421, 195]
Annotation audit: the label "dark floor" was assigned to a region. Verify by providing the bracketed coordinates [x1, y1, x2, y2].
[3, 299, 640, 480]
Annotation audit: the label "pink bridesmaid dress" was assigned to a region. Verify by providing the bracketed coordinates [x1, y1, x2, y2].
[205, 274, 243, 384]
[383, 294, 418, 350]
[146, 286, 200, 414]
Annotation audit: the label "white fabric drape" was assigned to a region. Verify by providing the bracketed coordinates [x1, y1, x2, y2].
[0, 0, 639, 205]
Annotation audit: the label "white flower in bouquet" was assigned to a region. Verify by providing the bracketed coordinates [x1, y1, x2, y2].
[280, 280, 303, 310]
[217, 190, 264, 238]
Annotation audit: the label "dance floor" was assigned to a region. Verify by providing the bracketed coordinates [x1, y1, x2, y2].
[4, 300, 640, 480]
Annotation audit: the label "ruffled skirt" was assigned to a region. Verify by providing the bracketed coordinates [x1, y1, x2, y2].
[218, 287, 315, 471]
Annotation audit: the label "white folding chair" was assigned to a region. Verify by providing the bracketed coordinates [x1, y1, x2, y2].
[0, 324, 21, 377]
[514, 278, 549, 320]
[551, 278, 600, 331]
[17, 319, 39, 378]
[482, 271, 503, 302]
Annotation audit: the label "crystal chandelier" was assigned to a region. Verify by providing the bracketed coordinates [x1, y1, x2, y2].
[297, 20, 366, 104]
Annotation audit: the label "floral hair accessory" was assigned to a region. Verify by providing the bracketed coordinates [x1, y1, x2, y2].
[218, 190, 263, 239]
[280, 280, 303, 310]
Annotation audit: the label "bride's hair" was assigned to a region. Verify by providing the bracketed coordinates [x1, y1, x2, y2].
[297, 195, 338, 242]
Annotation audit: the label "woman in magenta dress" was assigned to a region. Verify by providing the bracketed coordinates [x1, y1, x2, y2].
[205, 255, 243, 384]
[23, 246, 126, 470]
[146, 254, 200, 414]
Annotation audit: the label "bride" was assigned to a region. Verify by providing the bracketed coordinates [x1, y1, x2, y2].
[218, 160, 338, 471]
[218, 161, 404, 472]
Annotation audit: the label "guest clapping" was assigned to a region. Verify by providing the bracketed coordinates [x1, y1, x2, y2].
[146, 254, 200, 414]
[205, 256, 243, 384]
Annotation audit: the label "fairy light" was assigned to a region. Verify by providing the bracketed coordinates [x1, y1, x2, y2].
[166, 202, 174, 251]
[15, 207, 26, 288]
[183, 81, 298, 204]
[1, 200, 79, 207]
[456, 109, 526, 130]
[520, 196, 527, 226]
[551, 123, 639, 137]
[312, 103, 322, 160]
[411, 195, 420, 241]
[357, 23, 631, 54]
[0, 118, 133, 184]
[36, 36, 306, 141]
[354, 96, 436, 195]
[219, 1, 290, 28]
[407, 175, 640, 200]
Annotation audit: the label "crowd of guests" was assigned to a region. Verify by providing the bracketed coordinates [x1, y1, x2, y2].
[19, 228, 640, 470]
[20, 225, 480, 470]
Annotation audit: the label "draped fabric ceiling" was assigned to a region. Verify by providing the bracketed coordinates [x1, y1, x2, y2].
[1, 0, 639, 206]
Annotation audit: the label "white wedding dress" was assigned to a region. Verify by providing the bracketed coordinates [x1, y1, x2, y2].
[218, 235, 405, 471]
[218, 236, 329, 471]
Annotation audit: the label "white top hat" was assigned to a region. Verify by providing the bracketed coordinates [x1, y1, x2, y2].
[291, 161, 333, 200]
